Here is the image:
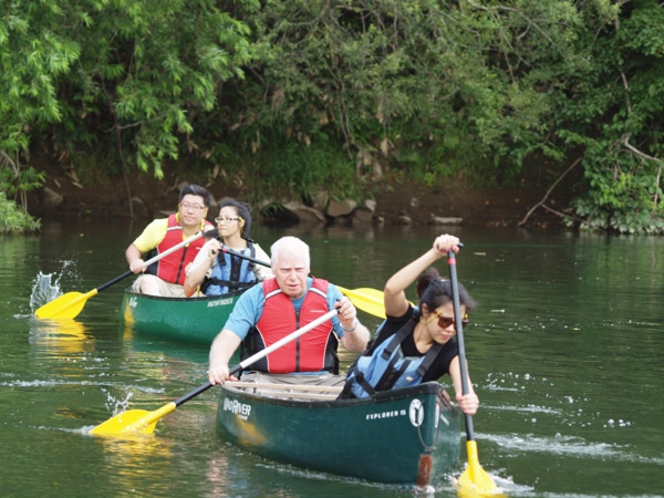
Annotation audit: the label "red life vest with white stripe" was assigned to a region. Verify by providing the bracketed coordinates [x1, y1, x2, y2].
[241, 278, 339, 374]
[146, 214, 212, 285]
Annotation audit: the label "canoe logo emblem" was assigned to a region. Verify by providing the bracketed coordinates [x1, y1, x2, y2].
[128, 296, 137, 308]
[409, 399, 425, 427]
[222, 398, 252, 420]
[207, 298, 234, 308]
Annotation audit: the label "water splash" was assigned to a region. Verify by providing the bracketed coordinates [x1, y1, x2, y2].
[28, 262, 80, 313]
[29, 271, 63, 312]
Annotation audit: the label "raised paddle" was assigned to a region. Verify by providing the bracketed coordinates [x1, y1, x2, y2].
[216, 246, 388, 319]
[447, 249, 501, 495]
[335, 286, 386, 318]
[90, 308, 339, 436]
[35, 228, 219, 320]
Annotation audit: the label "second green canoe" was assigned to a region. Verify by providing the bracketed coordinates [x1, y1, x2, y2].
[119, 289, 244, 345]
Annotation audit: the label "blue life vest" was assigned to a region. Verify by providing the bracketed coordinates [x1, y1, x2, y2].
[200, 240, 258, 296]
[341, 315, 443, 399]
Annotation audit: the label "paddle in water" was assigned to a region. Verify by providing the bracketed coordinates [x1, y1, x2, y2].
[35, 228, 218, 320]
[448, 249, 502, 496]
[90, 308, 339, 436]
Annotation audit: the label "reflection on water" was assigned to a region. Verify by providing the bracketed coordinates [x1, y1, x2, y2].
[29, 317, 93, 355]
[94, 434, 176, 493]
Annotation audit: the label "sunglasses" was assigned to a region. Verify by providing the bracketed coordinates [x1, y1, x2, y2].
[434, 311, 469, 329]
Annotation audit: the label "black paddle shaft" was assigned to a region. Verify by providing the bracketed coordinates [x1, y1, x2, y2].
[220, 247, 270, 268]
[173, 363, 243, 407]
[173, 362, 245, 407]
[447, 249, 476, 442]
[97, 270, 133, 293]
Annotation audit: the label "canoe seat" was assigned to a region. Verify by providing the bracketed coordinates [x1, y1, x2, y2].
[227, 381, 342, 401]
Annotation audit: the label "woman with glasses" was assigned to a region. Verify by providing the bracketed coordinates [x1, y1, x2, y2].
[339, 234, 481, 415]
[184, 199, 272, 297]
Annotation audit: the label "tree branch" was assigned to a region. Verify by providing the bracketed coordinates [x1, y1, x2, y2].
[518, 157, 581, 226]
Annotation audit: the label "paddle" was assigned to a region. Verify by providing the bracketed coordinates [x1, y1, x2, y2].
[335, 286, 386, 318]
[89, 308, 339, 436]
[35, 228, 219, 320]
[217, 246, 387, 319]
[448, 249, 500, 495]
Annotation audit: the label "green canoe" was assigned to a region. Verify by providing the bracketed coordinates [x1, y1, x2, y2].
[119, 289, 244, 345]
[217, 381, 461, 488]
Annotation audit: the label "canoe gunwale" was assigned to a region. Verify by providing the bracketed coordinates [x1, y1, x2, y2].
[122, 288, 246, 302]
[221, 380, 456, 410]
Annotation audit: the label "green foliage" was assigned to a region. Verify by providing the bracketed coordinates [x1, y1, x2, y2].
[0, 192, 41, 234]
[551, 0, 664, 233]
[235, 141, 365, 205]
[0, 130, 45, 220]
[2, 0, 664, 233]
[1, 0, 258, 183]
[228, 0, 593, 189]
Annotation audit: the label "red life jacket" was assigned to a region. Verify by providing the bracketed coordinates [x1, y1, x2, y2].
[241, 278, 339, 374]
[146, 214, 213, 285]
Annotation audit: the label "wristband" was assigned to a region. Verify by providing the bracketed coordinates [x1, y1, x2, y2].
[342, 318, 358, 332]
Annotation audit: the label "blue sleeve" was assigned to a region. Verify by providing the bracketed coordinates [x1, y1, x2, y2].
[327, 283, 345, 337]
[222, 284, 265, 340]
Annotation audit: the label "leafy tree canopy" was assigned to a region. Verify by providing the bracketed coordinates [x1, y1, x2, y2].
[2, 0, 664, 233]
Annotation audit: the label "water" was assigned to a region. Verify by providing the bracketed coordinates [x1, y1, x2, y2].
[1, 218, 663, 497]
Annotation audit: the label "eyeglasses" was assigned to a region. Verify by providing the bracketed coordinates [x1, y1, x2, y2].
[215, 217, 242, 223]
[434, 311, 469, 330]
[179, 203, 207, 211]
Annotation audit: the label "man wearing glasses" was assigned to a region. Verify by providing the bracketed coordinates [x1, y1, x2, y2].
[125, 184, 214, 297]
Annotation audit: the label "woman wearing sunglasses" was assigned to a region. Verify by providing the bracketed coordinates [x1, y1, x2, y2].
[340, 234, 480, 416]
[184, 198, 272, 297]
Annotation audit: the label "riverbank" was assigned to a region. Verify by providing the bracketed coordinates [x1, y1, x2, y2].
[27, 164, 573, 229]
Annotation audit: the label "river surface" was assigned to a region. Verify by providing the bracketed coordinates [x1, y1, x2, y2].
[1, 218, 662, 497]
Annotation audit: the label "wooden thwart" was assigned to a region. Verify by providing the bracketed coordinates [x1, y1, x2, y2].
[228, 381, 342, 401]
[227, 381, 342, 400]
[229, 382, 343, 393]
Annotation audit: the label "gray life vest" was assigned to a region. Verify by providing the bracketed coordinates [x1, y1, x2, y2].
[340, 315, 443, 399]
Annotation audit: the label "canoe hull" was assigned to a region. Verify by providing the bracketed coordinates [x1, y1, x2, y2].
[216, 382, 461, 486]
[119, 290, 243, 345]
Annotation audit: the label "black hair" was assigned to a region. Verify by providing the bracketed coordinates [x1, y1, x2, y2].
[219, 198, 253, 239]
[416, 268, 477, 313]
[178, 184, 212, 207]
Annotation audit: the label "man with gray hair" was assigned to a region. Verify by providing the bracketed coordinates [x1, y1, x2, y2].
[208, 236, 370, 386]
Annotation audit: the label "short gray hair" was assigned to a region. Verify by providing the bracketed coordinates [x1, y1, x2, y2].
[270, 236, 310, 268]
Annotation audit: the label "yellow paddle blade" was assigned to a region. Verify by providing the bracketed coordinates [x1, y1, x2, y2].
[336, 286, 386, 318]
[89, 403, 176, 436]
[456, 440, 503, 497]
[35, 290, 98, 320]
